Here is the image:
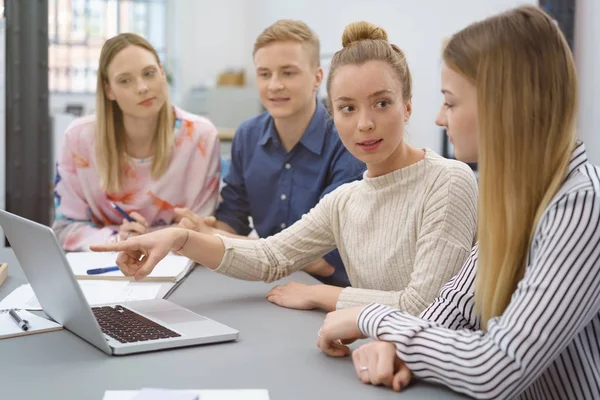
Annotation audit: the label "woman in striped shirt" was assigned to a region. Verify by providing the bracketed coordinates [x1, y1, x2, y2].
[316, 5, 600, 400]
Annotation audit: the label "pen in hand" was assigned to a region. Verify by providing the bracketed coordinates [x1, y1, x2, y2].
[9, 309, 30, 331]
[109, 202, 136, 223]
[86, 266, 120, 275]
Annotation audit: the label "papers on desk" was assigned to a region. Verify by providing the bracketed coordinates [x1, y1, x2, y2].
[66, 252, 194, 282]
[103, 389, 270, 400]
[0, 308, 63, 339]
[0, 281, 163, 311]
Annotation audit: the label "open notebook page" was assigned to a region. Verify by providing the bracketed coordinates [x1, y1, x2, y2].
[66, 252, 193, 281]
[0, 282, 163, 311]
[0, 309, 62, 339]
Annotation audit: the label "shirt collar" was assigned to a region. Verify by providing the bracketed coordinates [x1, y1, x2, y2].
[566, 141, 587, 178]
[258, 100, 329, 155]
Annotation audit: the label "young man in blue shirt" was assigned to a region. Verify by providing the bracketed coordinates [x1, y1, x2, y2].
[175, 20, 365, 287]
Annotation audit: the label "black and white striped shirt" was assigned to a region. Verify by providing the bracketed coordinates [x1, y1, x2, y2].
[358, 142, 600, 400]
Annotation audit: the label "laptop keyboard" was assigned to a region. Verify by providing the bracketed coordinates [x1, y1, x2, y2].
[92, 305, 181, 343]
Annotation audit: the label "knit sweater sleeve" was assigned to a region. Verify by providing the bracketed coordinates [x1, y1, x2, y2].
[336, 163, 478, 314]
[212, 186, 344, 282]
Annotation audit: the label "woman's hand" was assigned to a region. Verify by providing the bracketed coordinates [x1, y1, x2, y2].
[267, 282, 319, 310]
[352, 341, 412, 392]
[317, 306, 367, 357]
[91, 227, 188, 281]
[267, 282, 342, 311]
[118, 212, 149, 241]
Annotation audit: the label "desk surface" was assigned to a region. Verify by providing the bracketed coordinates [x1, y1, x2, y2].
[0, 248, 468, 400]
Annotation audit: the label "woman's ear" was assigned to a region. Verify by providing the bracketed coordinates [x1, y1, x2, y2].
[404, 97, 413, 122]
[104, 83, 116, 101]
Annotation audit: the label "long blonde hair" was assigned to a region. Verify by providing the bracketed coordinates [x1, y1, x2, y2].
[326, 21, 412, 111]
[96, 33, 173, 194]
[444, 6, 578, 329]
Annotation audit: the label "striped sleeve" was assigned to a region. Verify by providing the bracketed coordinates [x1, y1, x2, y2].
[418, 244, 480, 330]
[357, 188, 600, 400]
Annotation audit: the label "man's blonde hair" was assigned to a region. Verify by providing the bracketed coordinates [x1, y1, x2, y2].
[253, 20, 321, 67]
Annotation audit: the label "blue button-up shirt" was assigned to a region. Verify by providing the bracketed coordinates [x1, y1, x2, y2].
[216, 100, 366, 286]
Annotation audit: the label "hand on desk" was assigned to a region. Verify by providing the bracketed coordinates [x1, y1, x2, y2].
[352, 341, 412, 392]
[317, 306, 366, 357]
[318, 306, 413, 392]
[267, 282, 319, 310]
[267, 282, 342, 311]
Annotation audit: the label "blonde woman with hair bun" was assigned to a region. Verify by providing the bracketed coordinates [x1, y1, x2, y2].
[317, 6, 600, 399]
[91, 22, 478, 325]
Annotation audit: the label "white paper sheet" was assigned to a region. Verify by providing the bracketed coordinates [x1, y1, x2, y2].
[103, 390, 270, 400]
[66, 252, 192, 280]
[0, 281, 163, 310]
[132, 388, 199, 400]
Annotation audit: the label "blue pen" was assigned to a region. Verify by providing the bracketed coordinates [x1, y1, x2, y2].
[110, 202, 135, 222]
[86, 266, 120, 275]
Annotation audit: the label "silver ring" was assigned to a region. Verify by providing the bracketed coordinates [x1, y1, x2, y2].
[127, 232, 132, 239]
[317, 328, 322, 338]
[359, 366, 369, 372]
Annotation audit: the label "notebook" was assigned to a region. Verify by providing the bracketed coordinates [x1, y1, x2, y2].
[0, 308, 63, 339]
[66, 252, 195, 282]
[103, 389, 270, 400]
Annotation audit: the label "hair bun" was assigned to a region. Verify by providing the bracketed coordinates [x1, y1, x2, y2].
[342, 21, 388, 48]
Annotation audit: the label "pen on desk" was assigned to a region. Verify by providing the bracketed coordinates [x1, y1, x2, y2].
[9, 309, 30, 331]
[110, 202, 135, 222]
[86, 266, 120, 275]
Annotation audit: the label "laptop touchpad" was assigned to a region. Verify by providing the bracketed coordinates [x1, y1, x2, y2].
[147, 309, 206, 324]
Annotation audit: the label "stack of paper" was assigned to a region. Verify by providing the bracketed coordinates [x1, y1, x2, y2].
[103, 389, 270, 400]
[66, 252, 194, 282]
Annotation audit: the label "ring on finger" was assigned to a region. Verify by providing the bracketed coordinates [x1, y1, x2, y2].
[359, 366, 369, 372]
[317, 328, 323, 338]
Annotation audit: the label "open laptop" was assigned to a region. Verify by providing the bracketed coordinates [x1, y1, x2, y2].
[0, 210, 239, 355]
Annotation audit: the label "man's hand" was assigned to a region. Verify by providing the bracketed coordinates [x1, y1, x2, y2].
[174, 208, 216, 235]
[303, 258, 335, 277]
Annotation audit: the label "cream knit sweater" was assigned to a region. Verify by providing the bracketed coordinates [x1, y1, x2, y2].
[215, 149, 478, 315]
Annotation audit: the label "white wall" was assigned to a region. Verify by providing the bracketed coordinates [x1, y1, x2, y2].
[575, 0, 600, 164]
[171, 0, 251, 104]
[50, 93, 95, 116]
[240, 0, 537, 153]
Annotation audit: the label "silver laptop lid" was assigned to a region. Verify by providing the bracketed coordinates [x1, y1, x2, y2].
[0, 210, 112, 354]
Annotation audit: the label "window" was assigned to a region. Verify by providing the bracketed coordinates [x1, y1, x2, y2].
[48, 0, 167, 93]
